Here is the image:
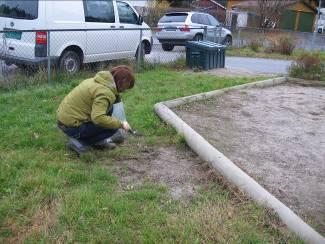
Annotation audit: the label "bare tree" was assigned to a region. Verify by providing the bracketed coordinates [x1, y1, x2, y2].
[145, 0, 170, 27]
[256, 0, 298, 28]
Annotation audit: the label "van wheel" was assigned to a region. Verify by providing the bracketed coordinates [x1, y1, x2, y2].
[135, 42, 145, 62]
[162, 44, 174, 51]
[59, 50, 81, 74]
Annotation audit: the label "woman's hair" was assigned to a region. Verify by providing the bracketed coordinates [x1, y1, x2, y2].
[111, 65, 135, 90]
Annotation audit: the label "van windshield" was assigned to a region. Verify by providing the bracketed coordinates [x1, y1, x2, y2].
[0, 0, 38, 20]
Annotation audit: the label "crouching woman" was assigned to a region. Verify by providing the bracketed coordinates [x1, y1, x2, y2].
[57, 65, 134, 153]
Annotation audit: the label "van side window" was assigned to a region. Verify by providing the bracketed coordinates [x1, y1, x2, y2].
[0, 0, 38, 20]
[84, 0, 115, 23]
[117, 1, 138, 24]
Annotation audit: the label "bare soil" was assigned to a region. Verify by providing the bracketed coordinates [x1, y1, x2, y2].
[111, 145, 215, 200]
[174, 82, 325, 233]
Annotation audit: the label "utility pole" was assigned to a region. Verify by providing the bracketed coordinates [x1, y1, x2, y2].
[311, 0, 321, 50]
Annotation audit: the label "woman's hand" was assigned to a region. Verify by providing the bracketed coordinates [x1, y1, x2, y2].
[121, 121, 131, 132]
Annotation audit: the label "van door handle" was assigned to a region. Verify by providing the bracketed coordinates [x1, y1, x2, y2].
[9, 47, 14, 51]
[110, 25, 116, 28]
[119, 26, 125, 29]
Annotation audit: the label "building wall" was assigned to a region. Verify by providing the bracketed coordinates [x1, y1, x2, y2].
[227, 0, 241, 9]
[227, 0, 316, 32]
[289, 1, 316, 12]
[195, 0, 227, 22]
[282, 2, 316, 32]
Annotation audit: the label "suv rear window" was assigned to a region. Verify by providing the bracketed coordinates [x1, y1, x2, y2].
[159, 13, 188, 23]
[0, 0, 38, 20]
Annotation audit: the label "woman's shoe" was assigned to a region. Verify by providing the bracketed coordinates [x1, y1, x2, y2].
[109, 129, 125, 144]
[93, 138, 117, 150]
[66, 137, 90, 155]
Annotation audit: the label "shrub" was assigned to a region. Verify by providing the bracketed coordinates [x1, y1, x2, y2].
[264, 35, 295, 55]
[289, 52, 325, 81]
[248, 39, 261, 52]
[277, 36, 295, 55]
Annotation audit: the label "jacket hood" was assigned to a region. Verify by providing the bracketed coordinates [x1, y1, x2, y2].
[94, 71, 118, 95]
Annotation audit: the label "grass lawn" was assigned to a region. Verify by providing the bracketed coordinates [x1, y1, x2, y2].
[0, 68, 302, 243]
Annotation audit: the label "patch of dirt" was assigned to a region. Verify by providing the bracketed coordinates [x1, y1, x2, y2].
[111, 145, 219, 200]
[175, 82, 325, 233]
[187, 67, 278, 78]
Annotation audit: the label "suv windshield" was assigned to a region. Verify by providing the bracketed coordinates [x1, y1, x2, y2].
[159, 13, 188, 23]
[0, 0, 38, 20]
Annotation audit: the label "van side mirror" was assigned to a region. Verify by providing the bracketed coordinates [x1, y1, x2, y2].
[137, 15, 144, 25]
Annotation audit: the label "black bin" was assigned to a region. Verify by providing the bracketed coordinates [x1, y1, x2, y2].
[186, 41, 226, 70]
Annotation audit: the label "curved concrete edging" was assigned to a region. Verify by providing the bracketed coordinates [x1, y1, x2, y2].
[154, 77, 325, 244]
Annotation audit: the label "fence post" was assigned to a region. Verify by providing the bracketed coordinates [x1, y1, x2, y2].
[204, 26, 207, 41]
[137, 28, 143, 72]
[47, 30, 51, 83]
[237, 27, 241, 48]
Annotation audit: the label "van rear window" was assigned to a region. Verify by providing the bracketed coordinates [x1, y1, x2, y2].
[0, 0, 38, 20]
[159, 13, 188, 23]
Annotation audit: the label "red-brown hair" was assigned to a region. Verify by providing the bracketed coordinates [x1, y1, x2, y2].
[111, 65, 135, 91]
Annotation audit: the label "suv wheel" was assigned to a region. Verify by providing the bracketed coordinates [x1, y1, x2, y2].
[162, 43, 174, 51]
[59, 50, 81, 74]
[193, 34, 203, 41]
[223, 35, 232, 46]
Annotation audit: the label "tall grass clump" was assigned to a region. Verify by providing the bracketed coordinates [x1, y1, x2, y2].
[0, 67, 97, 91]
[248, 39, 262, 52]
[265, 35, 295, 56]
[289, 52, 325, 81]
[277, 36, 295, 55]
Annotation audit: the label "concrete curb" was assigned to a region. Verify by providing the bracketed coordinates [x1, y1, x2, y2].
[154, 77, 325, 244]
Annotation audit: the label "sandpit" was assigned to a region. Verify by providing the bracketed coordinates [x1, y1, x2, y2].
[174, 82, 325, 234]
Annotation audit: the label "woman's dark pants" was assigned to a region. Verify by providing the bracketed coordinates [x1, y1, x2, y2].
[58, 122, 118, 146]
[58, 108, 117, 146]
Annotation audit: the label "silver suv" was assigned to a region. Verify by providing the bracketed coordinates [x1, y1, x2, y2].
[156, 12, 232, 51]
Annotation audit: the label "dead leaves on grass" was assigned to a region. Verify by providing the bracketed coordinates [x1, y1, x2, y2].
[2, 200, 59, 243]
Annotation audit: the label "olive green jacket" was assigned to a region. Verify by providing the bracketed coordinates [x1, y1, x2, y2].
[57, 71, 122, 129]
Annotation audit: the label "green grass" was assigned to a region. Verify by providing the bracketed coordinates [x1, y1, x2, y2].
[0, 68, 302, 242]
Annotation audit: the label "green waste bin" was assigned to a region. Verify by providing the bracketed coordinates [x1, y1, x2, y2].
[186, 41, 226, 70]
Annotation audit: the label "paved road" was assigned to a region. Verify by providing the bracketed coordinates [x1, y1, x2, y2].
[146, 45, 292, 74]
[226, 56, 292, 74]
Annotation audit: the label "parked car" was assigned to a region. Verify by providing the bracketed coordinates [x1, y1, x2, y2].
[156, 12, 232, 51]
[0, 0, 153, 73]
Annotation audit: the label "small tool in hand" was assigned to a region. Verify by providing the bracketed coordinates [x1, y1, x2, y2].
[128, 129, 143, 136]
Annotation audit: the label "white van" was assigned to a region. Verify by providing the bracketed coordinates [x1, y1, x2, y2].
[0, 0, 153, 73]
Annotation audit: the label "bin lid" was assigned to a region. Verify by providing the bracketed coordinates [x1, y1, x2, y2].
[186, 41, 226, 50]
